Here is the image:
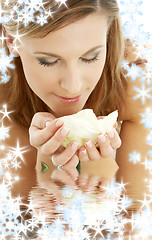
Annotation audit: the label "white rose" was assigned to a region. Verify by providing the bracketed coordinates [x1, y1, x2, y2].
[60, 109, 118, 148]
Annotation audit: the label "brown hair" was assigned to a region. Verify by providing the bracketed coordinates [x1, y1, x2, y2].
[0, 0, 127, 128]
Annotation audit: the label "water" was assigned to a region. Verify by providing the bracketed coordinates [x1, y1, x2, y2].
[2, 156, 151, 240]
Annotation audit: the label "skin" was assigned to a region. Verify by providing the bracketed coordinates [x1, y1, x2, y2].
[5, 13, 121, 170]
[15, 13, 107, 117]
[1, 13, 151, 218]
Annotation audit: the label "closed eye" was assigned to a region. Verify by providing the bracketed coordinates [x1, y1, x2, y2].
[81, 55, 99, 63]
[37, 53, 100, 67]
[37, 58, 59, 67]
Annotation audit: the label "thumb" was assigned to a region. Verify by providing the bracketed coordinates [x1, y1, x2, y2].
[30, 112, 56, 129]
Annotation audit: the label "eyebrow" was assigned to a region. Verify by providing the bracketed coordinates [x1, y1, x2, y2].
[34, 45, 104, 58]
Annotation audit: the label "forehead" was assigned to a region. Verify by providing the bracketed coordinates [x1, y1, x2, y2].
[21, 13, 108, 55]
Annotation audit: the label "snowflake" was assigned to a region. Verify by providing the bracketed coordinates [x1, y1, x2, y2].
[55, 203, 63, 213]
[136, 28, 151, 44]
[9, 140, 29, 162]
[129, 151, 141, 164]
[121, 60, 130, 71]
[38, 221, 65, 239]
[0, 104, 14, 121]
[22, 0, 45, 13]
[125, 63, 143, 81]
[89, 219, 106, 239]
[0, 0, 68, 28]
[26, 216, 40, 231]
[140, 108, 152, 128]
[142, 158, 152, 171]
[138, 24, 152, 43]
[0, 48, 15, 79]
[119, 0, 143, 17]
[102, 183, 123, 198]
[122, 22, 140, 41]
[139, 67, 152, 86]
[147, 150, 152, 157]
[118, 0, 151, 44]
[0, 214, 21, 237]
[122, 22, 151, 43]
[133, 84, 152, 104]
[148, 179, 152, 193]
[63, 205, 86, 230]
[147, 130, 152, 146]
[11, 159, 22, 171]
[0, 74, 10, 84]
[61, 186, 73, 198]
[56, 0, 68, 7]
[0, 182, 22, 238]
[36, 13, 48, 26]
[19, 9, 34, 27]
[0, 1, 152, 239]
[72, 190, 88, 206]
[118, 196, 133, 213]
[52, 217, 66, 233]
[0, 123, 10, 141]
[17, 221, 31, 237]
[0, 165, 4, 178]
[135, 43, 151, 62]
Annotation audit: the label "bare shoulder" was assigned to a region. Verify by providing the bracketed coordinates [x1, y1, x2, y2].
[0, 101, 37, 168]
[0, 96, 37, 197]
[118, 39, 151, 123]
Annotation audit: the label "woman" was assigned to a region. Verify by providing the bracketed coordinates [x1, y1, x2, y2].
[0, 0, 149, 171]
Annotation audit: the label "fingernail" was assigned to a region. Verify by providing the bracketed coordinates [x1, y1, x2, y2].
[61, 127, 69, 136]
[113, 122, 117, 128]
[98, 134, 106, 143]
[85, 140, 92, 148]
[81, 148, 87, 154]
[71, 142, 79, 151]
[45, 121, 51, 127]
[107, 131, 114, 138]
[56, 119, 64, 127]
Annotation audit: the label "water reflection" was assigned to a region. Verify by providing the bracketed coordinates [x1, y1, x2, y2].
[29, 158, 117, 220]
[27, 158, 118, 239]
[1, 151, 152, 239]
[20, 157, 149, 240]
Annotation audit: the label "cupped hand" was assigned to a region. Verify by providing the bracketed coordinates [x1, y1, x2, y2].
[29, 112, 80, 169]
[29, 112, 121, 169]
[78, 124, 121, 161]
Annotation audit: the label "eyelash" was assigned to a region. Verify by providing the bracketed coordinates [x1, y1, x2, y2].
[38, 56, 99, 67]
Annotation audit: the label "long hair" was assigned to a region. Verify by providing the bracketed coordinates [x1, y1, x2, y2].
[0, 0, 127, 128]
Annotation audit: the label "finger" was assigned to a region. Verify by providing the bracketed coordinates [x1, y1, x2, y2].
[84, 139, 101, 161]
[106, 130, 121, 149]
[29, 118, 64, 147]
[78, 147, 90, 162]
[63, 155, 79, 173]
[78, 173, 89, 187]
[51, 169, 76, 187]
[97, 134, 114, 158]
[85, 175, 101, 191]
[113, 122, 118, 129]
[97, 116, 117, 128]
[39, 126, 70, 155]
[54, 142, 79, 166]
[97, 116, 104, 120]
[30, 112, 55, 129]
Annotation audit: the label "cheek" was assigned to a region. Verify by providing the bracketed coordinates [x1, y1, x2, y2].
[88, 53, 106, 85]
[19, 54, 53, 91]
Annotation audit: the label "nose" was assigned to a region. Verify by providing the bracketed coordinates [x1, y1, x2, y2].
[60, 62, 83, 95]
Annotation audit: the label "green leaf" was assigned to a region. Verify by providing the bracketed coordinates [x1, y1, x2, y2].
[76, 161, 81, 173]
[41, 161, 49, 173]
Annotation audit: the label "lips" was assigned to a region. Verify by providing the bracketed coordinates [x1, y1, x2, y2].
[54, 94, 82, 103]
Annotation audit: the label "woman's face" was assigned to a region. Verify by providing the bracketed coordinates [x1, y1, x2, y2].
[17, 13, 108, 117]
